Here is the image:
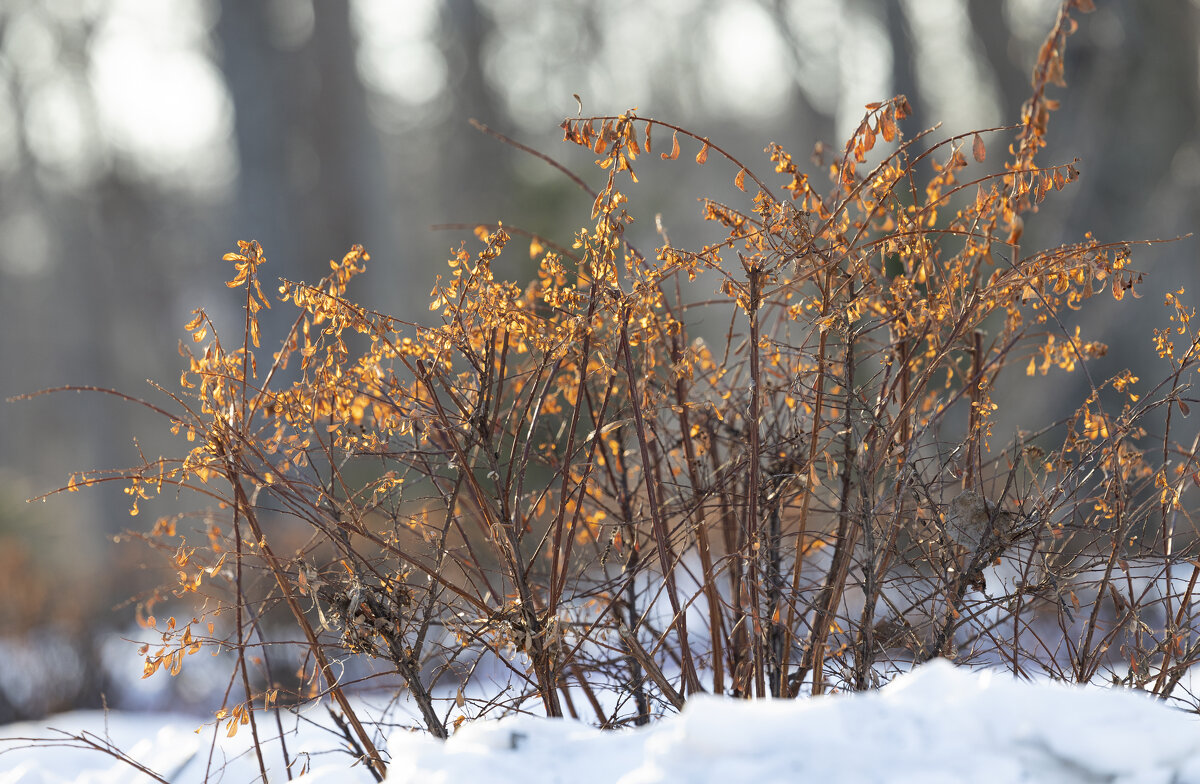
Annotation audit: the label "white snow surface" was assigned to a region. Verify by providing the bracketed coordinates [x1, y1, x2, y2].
[3, 660, 1200, 783]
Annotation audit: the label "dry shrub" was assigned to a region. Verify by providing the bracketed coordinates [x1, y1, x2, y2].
[23, 0, 1200, 778]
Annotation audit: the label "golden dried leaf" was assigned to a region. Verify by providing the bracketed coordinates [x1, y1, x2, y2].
[696, 140, 709, 165]
[972, 133, 986, 163]
[735, 168, 746, 192]
[529, 237, 545, 259]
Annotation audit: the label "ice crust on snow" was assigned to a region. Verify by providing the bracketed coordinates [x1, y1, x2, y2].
[3, 660, 1200, 783]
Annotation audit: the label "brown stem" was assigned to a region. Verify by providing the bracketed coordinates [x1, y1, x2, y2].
[804, 315, 858, 695]
[780, 264, 834, 694]
[618, 322, 703, 696]
[745, 263, 765, 697]
[226, 473, 387, 779]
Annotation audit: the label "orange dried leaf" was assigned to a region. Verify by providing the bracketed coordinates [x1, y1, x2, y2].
[735, 168, 746, 191]
[627, 128, 641, 157]
[972, 133, 986, 163]
[880, 112, 896, 143]
[662, 131, 680, 161]
[696, 140, 710, 165]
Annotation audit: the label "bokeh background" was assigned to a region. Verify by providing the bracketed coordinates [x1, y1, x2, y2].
[0, 0, 1197, 721]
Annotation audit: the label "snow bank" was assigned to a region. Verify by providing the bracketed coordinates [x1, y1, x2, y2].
[387, 661, 1200, 784]
[3, 661, 1199, 783]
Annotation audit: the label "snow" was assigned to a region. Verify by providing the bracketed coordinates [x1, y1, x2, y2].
[3, 660, 1200, 783]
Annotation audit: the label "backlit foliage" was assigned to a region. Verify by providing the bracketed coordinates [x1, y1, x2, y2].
[31, 1, 1200, 778]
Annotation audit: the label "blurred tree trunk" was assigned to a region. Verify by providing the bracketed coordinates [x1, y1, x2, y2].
[761, 0, 836, 153]
[1067, 1, 1200, 377]
[216, 0, 389, 293]
[1057, 1, 1199, 243]
[216, 1, 300, 280]
[965, 0, 1026, 121]
[880, 1, 930, 147]
[994, 0, 1200, 435]
[307, 2, 392, 263]
[438, 0, 510, 223]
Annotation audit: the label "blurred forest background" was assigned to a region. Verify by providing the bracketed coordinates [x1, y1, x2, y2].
[0, 0, 1197, 722]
